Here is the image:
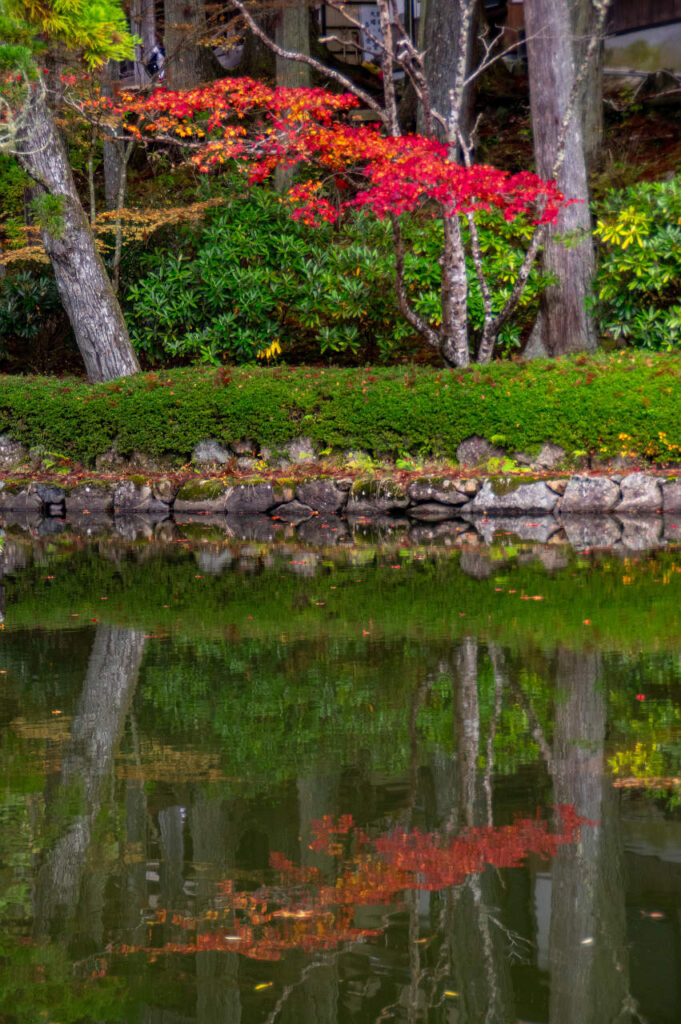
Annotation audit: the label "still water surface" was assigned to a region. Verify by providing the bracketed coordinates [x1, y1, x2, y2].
[1, 531, 681, 1023]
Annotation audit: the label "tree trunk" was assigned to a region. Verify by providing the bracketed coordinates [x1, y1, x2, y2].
[102, 61, 125, 212]
[274, 2, 311, 191]
[276, 0, 311, 87]
[571, 0, 603, 174]
[16, 89, 141, 382]
[417, 0, 479, 143]
[164, 0, 215, 90]
[524, 0, 597, 357]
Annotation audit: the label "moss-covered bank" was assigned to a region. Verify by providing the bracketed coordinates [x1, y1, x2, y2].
[1, 352, 680, 467]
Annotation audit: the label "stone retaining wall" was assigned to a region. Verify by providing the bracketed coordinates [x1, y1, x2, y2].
[1, 472, 680, 519]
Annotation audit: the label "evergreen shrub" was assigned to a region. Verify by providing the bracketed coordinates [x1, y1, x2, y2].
[594, 176, 681, 349]
[0, 354, 679, 465]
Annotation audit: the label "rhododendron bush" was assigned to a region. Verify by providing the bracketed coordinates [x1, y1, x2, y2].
[84, 76, 569, 367]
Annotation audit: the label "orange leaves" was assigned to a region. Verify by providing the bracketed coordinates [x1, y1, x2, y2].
[97, 76, 566, 232]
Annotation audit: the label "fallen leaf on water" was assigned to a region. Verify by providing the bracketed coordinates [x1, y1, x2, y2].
[255, 982, 273, 991]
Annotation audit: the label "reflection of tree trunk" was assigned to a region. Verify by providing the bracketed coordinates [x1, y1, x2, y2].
[158, 804, 185, 909]
[453, 636, 480, 829]
[277, 774, 339, 1024]
[189, 793, 242, 1024]
[446, 640, 516, 1023]
[33, 626, 146, 938]
[548, 650, 632, 1024]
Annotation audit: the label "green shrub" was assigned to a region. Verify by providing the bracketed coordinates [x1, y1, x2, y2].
[594, 176, 681, 349]
[0, 269, 69, 364]
[0, 354, 679, 465]
[124, 186, 549, 366]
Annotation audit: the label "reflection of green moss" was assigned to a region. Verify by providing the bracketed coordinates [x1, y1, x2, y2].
[6, 542, 681, 655]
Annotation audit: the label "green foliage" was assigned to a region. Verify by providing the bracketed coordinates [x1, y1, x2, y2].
[124, 188, 549, 366]
[594, 176, 681, 350]
[0, 0, 136, 67]
[28, 192, 65, 238]
[0, 153, 29, 248]
[0, 353, 680, 464]
[407, 209, 549, 352]
[0, 268, 66, 358]
[125, 191, 414, 365]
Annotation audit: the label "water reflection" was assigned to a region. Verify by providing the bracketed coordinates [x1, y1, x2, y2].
[1, 545, 681, 1021]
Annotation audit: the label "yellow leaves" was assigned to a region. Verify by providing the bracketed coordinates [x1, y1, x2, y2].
[10, 0, 137, 67]
[256, 338, 282, 361]
[0, 199, 223, 266]
[595, 205, 650, 250]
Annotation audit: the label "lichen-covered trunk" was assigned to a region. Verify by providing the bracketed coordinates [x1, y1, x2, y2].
[274, 0, 311, 191]
[441, 216, 470, 367]
[16, 90, 141, 382]
[524, 0, 597, 357]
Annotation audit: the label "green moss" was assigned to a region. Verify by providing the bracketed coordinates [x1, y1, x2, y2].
[351, 477, 407, 500]
[0, 354, 679, 468]
[176, 479, 225, 502]
[489, 476, 540, 497]
[128, 474, 148, 488]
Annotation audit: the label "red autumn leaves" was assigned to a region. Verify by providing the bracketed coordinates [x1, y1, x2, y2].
[93, 76, 567, 229]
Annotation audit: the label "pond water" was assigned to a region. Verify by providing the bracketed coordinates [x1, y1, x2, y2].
[2, 528, 681, 1023]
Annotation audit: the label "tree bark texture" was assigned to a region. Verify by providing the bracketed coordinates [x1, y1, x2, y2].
[417, 0, 478, 142]
[571, 0, 604, 174]
[33, 626, 146, 937]
[276, 0, 312, 87]
[16, 90, 141, 382]
[524, 0, 597, 357]
[102, 61, 125, 212]
[164, 0, 215, 90]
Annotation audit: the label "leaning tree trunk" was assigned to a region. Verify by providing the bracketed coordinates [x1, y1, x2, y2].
[16, 89, 140, 382]
[524, 0, 597, 358]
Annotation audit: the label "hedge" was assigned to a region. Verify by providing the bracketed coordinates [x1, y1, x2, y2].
[1, 352, 681, 466]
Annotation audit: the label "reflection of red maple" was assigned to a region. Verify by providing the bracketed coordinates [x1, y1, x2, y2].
[116, 807, 591, 962]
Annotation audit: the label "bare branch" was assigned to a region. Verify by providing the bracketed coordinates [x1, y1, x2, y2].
[228, 0, 389, 123]
[390, 214, 442, 351]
